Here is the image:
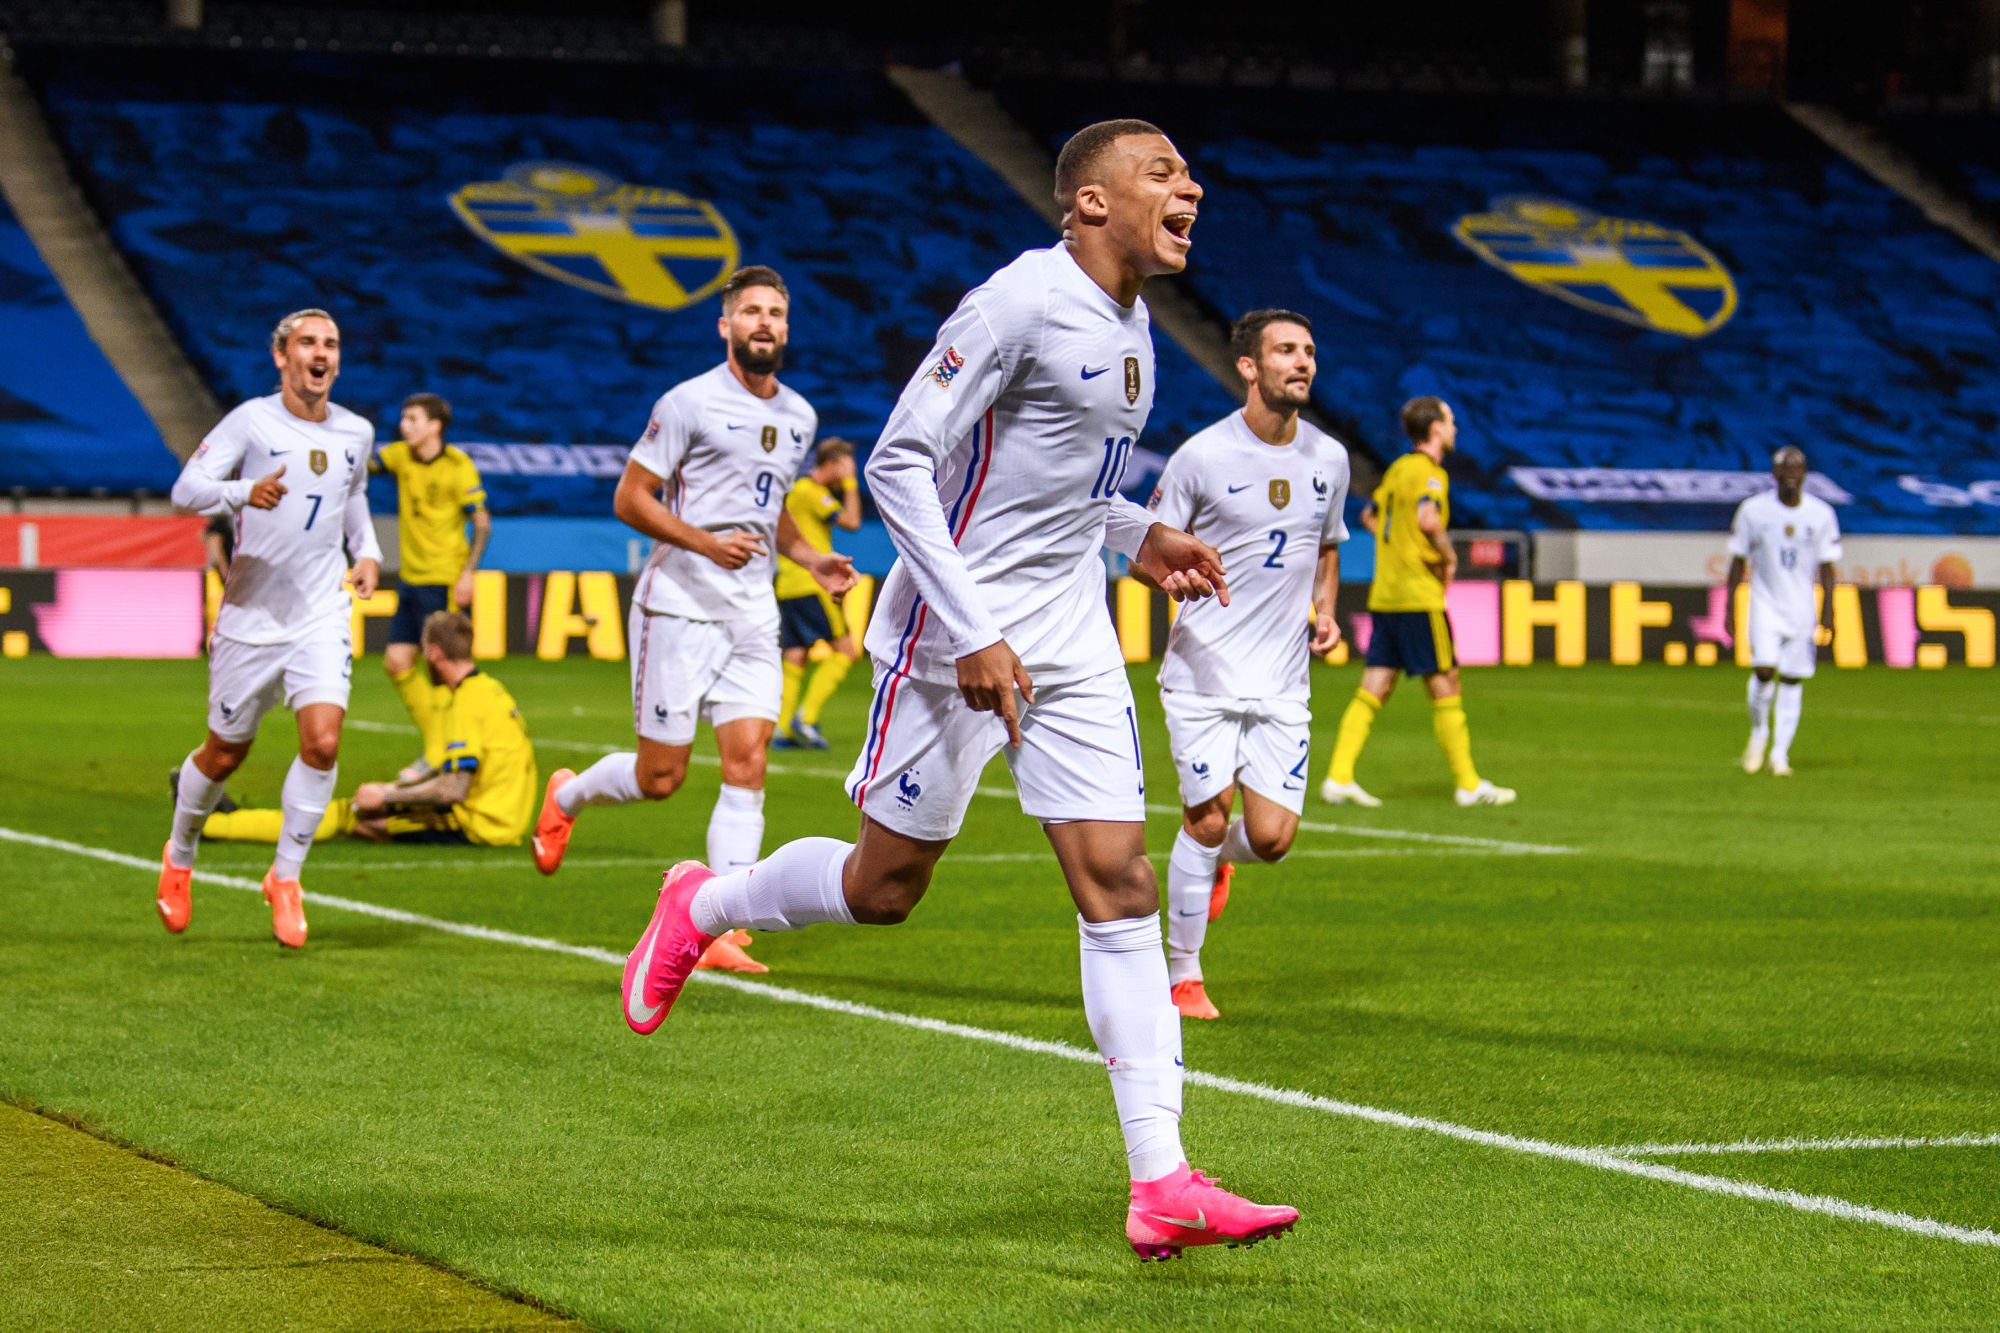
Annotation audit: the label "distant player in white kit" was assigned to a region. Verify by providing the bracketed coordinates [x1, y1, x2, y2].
[616, 120, 1300, 1260]
[157, 308, 381, 948]
[1725, 446, 1840, 776]
[531, 266, 854, 973]
[1146, 309, 1349, 1021]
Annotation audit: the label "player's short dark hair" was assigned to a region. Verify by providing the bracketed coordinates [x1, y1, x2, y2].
[814, 436, 854, 465]
[1053, 119, 1166, 216]
[420, 610, 474, 662]
[1401, 396, 1451, 444]
[271, 308, 334, 352]
[402, 393, 452, 433]
[1229, 309, 1313, 366]
[1772, 445, 1807, 468]
[721, 266, 788, 312]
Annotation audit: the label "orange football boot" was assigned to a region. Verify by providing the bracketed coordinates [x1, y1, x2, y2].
[695, 929, 769, 974]
[532, 769, 577, 875]
[156, 842, 192, 934]
[261, 870, 308, 949]
[1171, 978, 1220, 1020]
[1207, 861, 1233, 922]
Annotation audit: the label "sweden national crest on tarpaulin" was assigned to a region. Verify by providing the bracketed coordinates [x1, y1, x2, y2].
[1452, 196, 1736, 337]
[450, 162, 740, 311]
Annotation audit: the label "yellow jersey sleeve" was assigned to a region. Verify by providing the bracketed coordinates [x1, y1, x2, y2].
[442, 674, 538, 847]
[372, 441, 407, 476]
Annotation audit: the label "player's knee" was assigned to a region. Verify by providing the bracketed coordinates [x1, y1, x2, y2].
[1184, 808, 1228, 846]
[1754, 667, 1776, 683]
[298, 734, 341, 769]
[197, 742, 248, 780]
[635, 765, 684, 801]
[1099, 853, 1158, 917]
[847, 876, 926, 926]
[1251, 824, 1296, 863]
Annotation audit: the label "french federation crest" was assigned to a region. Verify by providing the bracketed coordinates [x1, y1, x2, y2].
[1269, 478, 1291, 509]
[309, 449, 327, 476]
[450, 162, 740, 311]
[1452, 196, 1736, 337]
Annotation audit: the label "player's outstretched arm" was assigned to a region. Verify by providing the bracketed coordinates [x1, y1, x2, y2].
[612, 460, 764, 569]
[1720, 555, 1747, 645]
[775, 509, 856, 596]
[1416, 499, 1456, 587]
[1132, 523, 1229, 606]
[343, 442, 383, 598]
[455, 506, 491, 608]
[171, 412, 265, 515]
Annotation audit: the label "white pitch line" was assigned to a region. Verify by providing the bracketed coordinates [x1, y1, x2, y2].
[3, 825, 1994, 1252]
[1602, 1133, 2000, 1158]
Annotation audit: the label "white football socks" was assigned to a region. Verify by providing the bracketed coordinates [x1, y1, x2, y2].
[691, 836, 856, 936]
[271, 757, 337, 881]
[559, 752, 643, 815]
[168, 752, 225, 870]
[1746, 674, 1775, 741]
[1079, 913, 1186, 1183]
[1772, 682, 1803, 762]
[705, 784, 766, 875]
[1165, 828, 1221, 985]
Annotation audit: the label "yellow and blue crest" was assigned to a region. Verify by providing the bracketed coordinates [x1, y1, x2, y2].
[1452, 196, 1736, 337]
[450, 162, 739, 311]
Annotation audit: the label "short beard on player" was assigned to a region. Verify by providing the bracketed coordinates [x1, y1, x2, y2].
[731, 334, 784, 376]
[1255, 375, 1310, 415]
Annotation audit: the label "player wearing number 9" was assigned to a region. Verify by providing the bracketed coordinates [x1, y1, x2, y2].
[526, 267, 855, 980]
[158, 308, 382, 949]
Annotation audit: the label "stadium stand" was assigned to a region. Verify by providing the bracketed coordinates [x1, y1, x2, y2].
[13, 45, 1240, 518]
[986, 79, 2000, 535]
[0, 185, 171, 492]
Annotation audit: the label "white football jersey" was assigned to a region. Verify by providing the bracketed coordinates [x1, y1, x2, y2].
[1727, 490, 1842, 632]
[171, 394, 377, 645]
[629, 363, 816, 625]
[1152, 411, 1351, 700]
[863, 244, 1160, 688]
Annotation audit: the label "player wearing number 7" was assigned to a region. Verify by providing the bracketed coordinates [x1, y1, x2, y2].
[157, 308, 381, 949]
[531, 266, 855, 975]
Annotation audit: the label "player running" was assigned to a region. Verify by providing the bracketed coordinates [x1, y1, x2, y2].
[373, 393, 491, 782]
[1725, 446, 1840, 776]
[194, 612, 537, 846]
[159, 308, 380, 948]
[773, 437, 863, 749]
[617, 120, 1298, 1260]
[1146, 309, 1349, 1022]
[532, 266, 855, 973]
[1321, 396, 1513, 808]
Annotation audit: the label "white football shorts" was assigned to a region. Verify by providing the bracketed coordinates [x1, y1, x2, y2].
[846, 665, 1148, 842]
[1747, 609, 1818, 679]
[1161, 689, 1313, 814]
[206, 622, 353, 742]
[630, 607, 782, 746]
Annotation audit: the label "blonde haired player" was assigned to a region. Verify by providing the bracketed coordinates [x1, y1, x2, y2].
[197, 612, 537, 846]
[1321, 396, 1512, 808]
[616, 120, 1299, 1260]
[1724, 446, 1840, 776]
[773, 436, 863, 749]
[1146, 309, 1349, 1021]
[158, 309, 380, 948]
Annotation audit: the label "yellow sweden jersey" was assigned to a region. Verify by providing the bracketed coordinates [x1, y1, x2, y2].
[1368, 452, 1451, 612]
[774, 476, 845, 600]
[374, 442, 486, 585]
[438, 671, 537, 846]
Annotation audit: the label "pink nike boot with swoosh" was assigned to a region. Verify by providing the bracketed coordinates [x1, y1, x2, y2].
[1126, 1163, 1299, 1260]
[621, 860, 717, 1035]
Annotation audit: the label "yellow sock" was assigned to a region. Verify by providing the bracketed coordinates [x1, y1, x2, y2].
[202, 800, 351, 843]
[799, 653, 854, 726]
[1431, 695, 1481, 791]
[779, 660, 806, 729]
[1326, 688, 1382, 785]
[392, 666, 448, 768]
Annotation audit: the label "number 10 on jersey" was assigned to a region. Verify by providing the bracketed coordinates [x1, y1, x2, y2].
[1091, 436, 1134, 500]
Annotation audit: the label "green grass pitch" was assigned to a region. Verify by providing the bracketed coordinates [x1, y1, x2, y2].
[1, 655, 1996, 1328]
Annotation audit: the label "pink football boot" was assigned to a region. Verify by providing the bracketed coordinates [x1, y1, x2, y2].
[621, 860, 717, 1035]
[1126, 1163, 1298, 1261]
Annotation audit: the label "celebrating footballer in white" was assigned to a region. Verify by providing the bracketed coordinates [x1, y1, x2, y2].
[532, 267, 853, 975]
[1146, 309, 1349, 1021]
[617, 120, 1301, 1262]
[157, 308, 381, 949]
[1725, 446, 1840, 776]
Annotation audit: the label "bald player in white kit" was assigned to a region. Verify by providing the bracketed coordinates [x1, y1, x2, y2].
[157, 308, 381, 949]
[1725, 445, 1841, 776]
[531, 266, 854, 972]
[616, 120, 1299, 1261]
[1145, 309, 1349, 1021]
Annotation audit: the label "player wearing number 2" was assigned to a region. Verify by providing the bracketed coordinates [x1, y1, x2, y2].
[531, 266, 855, 975]
[157, 308, 381, 949]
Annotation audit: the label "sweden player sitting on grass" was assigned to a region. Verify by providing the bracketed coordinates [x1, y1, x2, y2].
[195, 612, 538, 847]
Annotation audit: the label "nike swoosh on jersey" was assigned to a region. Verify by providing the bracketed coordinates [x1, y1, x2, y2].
[1226, 483, 1252, 493]
[1081, 365, 1111, 380]
[725, 423, 746, 431]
